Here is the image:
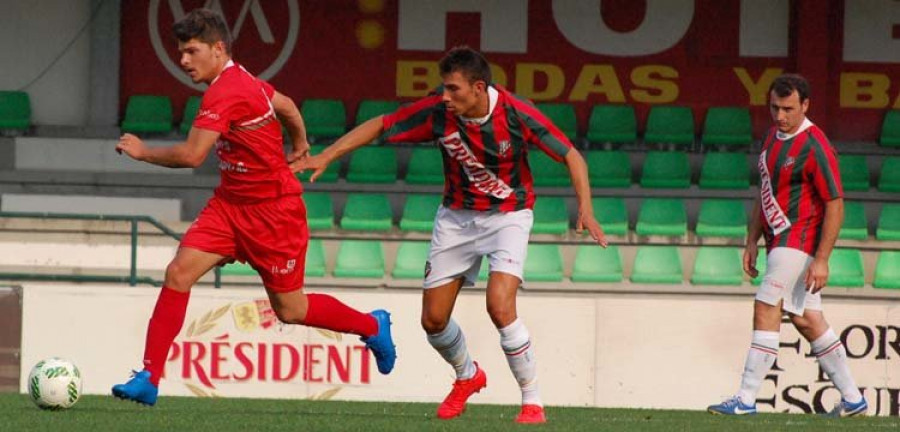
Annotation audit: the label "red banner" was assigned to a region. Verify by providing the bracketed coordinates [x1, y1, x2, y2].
[121, 0, 900, 142]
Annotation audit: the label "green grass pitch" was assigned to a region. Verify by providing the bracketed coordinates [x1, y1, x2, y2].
[1, 393, 897, 431]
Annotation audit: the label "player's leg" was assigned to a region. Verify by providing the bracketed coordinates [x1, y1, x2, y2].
[710, 248, 811, 415]
[112, 246, 224, 405]
[425, 206, 486, 419]
[483, 209, 544, 423]
[790, 309, 867, 417]
[245, 195, 394, 374]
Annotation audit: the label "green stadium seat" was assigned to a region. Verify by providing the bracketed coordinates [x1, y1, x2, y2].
[121, 95, 173, 133]
[356, 100, 400, 125]
[400, 194, 442, 232]
[571, 245, 623, 283]
[840, 201, 868, 240]
[880, 110, 900, 148]
[636, 198, 687, 237]
[524, 244, 564, 282]
[644, 106, 695, 147]
[535, 103, 578, 142]
[586, 150, 631, 188]
[220, 261, 256, 276]
[295, 145, 339, 183]
[876, 204, 900, 241]
[874, 251, 900, 289]
[631, 246, 683, 284]
[340, 193, 393, 231]
[532, 197, 569, 235]
[0, 91, 30, 133]
[405, 148, 444, 185]
[334, 240, 384, 278]
[702, 107, 753, 148]
[346, 146, 398, 183]
[303, 193, 334, 231]
[586, 105, 637, 144]
[838, 155, 870, 191]
[752, 251, 766, 285]
[528, 150, 570, 187]
[179, 95, 202, 135]
[696, 199, 747, 238]
[878, 157, 900, 192]
[478, 256, 490, 282]
[699, 152, 750, 189]
[301, 99, 346, 138]
[591, 197, 628, 236]
[305, 239, 326, 277]
[828, 249, 864, 288]
[691, 247, 743, 285]
[640, 151, 691, 189]
[392, 241, 430, 279]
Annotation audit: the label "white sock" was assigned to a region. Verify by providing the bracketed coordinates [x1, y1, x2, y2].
[426, 318, 476, 380]
[811, 328, 863, 403]
[737, 330, 780, 405]
[499, 318, 542, 407]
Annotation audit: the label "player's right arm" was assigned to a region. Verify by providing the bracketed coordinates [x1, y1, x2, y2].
[271, 91, 310, 163]
[116, 128, 220, 168]
[744, 198, 763, 278]
[294, 115, 384, 181]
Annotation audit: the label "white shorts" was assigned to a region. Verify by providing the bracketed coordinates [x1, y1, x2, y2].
[755, 247, 823, 315]
[424, 206, 533, 289]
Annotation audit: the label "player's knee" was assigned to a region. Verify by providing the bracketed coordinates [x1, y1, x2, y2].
[421, 315, 448, 334]
[789, 314, 812, 332]
[164, 261, 193, 292]
[486, 303, 515, 328]
[273, 306, 304, 325]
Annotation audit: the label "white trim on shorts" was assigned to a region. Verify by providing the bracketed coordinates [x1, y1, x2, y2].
[423, 206, 533, 289]
[755, 247, 823, 315]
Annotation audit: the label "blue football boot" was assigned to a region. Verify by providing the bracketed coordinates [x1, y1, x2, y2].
[361, 309, 396, 375]
[826, 397, 868, 418]
[707, 396, 757, 415]
[112, 370, 158, 406]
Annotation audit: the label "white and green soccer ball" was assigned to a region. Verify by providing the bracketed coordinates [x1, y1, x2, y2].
[27, 357, 82, 409]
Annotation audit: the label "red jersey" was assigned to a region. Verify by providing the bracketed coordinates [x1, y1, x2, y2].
[758, 119, 843, 255]
[193, 61, 301, 203]
[382, 85, 573, 212]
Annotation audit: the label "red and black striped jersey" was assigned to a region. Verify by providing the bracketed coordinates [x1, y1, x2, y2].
[382, 85, 573, 212]
[758, 120, 843, 255]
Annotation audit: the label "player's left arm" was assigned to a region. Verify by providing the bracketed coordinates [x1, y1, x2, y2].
[563, 148, 608, 247]
[807, 198, 843, 293]
[116, 128, 220, 168]
[271, 91, 310, 163]
[805, 138, 844, 293]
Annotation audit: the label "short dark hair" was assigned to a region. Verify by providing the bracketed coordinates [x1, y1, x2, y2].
[769, 74, 810, 102]
[439, 46, 491, 85]
[173, 9, 232, 55]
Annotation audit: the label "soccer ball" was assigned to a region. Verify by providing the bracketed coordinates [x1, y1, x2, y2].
[27, 357, 83, 409]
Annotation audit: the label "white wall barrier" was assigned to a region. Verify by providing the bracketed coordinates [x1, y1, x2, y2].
[19, 284, 900, 416]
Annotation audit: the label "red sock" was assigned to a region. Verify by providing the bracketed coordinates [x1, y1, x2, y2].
[142, 286, 190, 386]
[303, 293, 377, 337]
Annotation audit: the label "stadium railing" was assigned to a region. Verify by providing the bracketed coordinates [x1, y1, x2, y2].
[0, 211, 222, 288]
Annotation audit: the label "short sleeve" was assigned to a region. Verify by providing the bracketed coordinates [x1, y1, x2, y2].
[382, 95, 442, 144]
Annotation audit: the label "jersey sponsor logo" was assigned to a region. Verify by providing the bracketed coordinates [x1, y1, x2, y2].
[759, 150, 792, 236]
[198, 109, 220, 121]
[782, 156, 796, 170]
[439, 132, 514, 199]
[149, 0, 300, 90]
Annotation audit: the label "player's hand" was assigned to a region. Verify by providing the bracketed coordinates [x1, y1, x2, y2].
[292, 153, 330, 182]
[576, 210, 608, 247]
[804, 257, 829, 294]
[286, 141, 310, 166]
[116, 133, 147, 161]
[743, 243, 759, 278]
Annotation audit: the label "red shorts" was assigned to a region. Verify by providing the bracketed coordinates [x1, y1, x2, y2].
[181, 194, 309, 293]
